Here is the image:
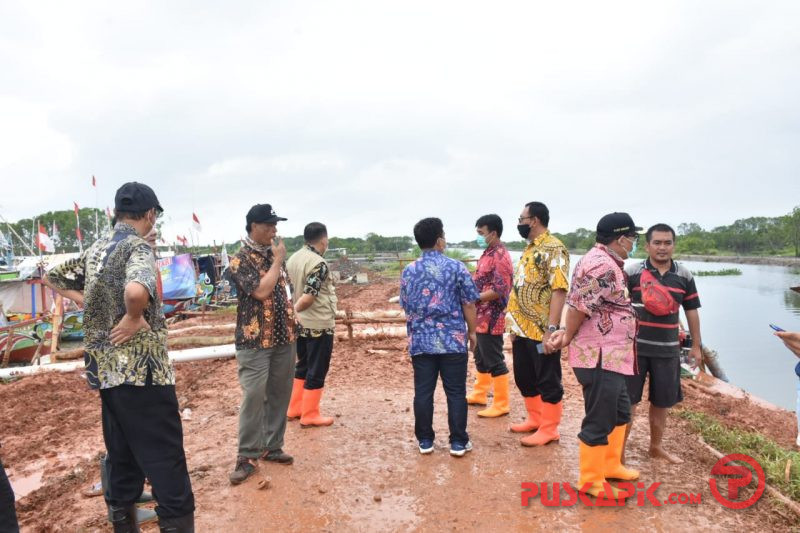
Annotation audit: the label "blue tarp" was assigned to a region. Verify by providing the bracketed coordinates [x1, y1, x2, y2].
[157, 254, 196, 300]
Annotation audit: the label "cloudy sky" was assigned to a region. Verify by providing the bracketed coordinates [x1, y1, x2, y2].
[1, 1, 799, 245]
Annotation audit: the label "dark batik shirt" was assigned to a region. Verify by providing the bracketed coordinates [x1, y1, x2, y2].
[229, 242, 297, 349]
[47, 222, 173, 389]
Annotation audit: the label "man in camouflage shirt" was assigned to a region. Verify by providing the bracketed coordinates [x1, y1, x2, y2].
[45, 182, 194, 532]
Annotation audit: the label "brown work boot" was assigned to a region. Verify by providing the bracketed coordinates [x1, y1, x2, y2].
[261, 448, 294, 465]
[229, 456, 256, 485]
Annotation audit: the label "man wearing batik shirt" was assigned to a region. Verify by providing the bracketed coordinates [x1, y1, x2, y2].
[548, 212, 642, 499]
[505, 202, 569, 446]
[401, 218, 480, 457]
[286, 222, 337, 428]
[466, 214, 513, 418]
[228, 204, 297, 485]
[45, 182, 194, 531]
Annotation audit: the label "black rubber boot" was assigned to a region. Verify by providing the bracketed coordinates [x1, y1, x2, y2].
[159, 513, 195, 533]
[109, 504, 139, 533]
[102, 455, 155, 524]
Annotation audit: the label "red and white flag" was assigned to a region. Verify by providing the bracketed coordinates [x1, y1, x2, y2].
[37, 224, 55, 253]
[106, 206, 113, 222]
[73, 202, 80, 216]
[91, 175, 96, 187]
[192, 213, 202, 232]
[177, 235, 188, 246]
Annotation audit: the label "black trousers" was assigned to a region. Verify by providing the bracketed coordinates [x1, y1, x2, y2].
[473, 334, 509, 376]
[295, 334, 334, 389]
[0, 460, 19, 533]
[100, 382, 195, 519]
[573, 359, 631, 446]
[512, 336, 563, 403]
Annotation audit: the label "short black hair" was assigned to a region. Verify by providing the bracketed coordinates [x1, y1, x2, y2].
[525, 202, 549, 227]
[304, 222, 328, 243]
[646, 223, 676, 243]
[475, 214, 503, 238]
[413, 217, 444, 249]
[112, 209, 150, 227]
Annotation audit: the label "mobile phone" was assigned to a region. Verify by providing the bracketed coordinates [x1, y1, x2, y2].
[770, 324, 785, 332]
[537, 343, 545, 354]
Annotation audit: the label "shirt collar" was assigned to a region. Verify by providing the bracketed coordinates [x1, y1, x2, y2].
[531, 230, 550, 247]
[243, 236, 271, 258]
[306, 244, 323, 257]
[644, 257, 676, 273]
[422, 249, 443, 257]
[595, 243, 625, 267]
[113, 222, 138, 236]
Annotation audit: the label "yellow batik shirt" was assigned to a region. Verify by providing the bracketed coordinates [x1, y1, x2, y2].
[506, 231, 570, 341]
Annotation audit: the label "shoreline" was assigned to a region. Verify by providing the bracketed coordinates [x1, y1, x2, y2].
[673, 254, 800, 267]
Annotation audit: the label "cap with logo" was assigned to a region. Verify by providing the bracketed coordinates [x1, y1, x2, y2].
[596, 212, 642, 236]
[246, 204, 287, 225]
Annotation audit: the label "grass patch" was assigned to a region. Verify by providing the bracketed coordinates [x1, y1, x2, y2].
[691, 268, 743, 277]
[675, 408, 800, 501]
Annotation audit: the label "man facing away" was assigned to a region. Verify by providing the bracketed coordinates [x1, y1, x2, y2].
[400, 218, 480, 457]
[286, 222, 337, 427]
[45, 182, 195, 532]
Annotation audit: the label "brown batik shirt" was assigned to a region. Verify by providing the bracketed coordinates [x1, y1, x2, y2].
[229, 241, 297, 350]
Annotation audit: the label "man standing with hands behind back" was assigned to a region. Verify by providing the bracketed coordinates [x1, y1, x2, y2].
[228, 204, 297, 485]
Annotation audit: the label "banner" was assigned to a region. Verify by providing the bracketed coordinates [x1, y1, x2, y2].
[156, 254, 197, 300]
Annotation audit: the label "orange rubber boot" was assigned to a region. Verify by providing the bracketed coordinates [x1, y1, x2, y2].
[287, 378, 305, 420]
[521, 400, 561, 446]
[300, 388, 334, 427]
[477, 374, 510, 417]
[466, 372, 491, 406]
[578, 441, 622, 499]
[605, 424, 639, 481]
[510, 396, 542, 433]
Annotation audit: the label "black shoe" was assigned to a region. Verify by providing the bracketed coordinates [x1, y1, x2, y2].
[109, 504, 139, 533]
[159, 512, 195, 533]
[229, 456, 256, 485]
[261, 448, 294, 465]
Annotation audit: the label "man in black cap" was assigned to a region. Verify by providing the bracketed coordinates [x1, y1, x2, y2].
[547, 212, 641, 499]
[228, 204, 297, 485]
[45, 182, 195, 531]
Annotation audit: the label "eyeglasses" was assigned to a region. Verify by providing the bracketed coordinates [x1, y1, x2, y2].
[518, 216, 532, 223]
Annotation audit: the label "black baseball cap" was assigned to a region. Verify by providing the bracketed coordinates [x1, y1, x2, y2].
[246, 204, 287, 225]
[114, 182, 163, 213]
[596, 212, 642, 236]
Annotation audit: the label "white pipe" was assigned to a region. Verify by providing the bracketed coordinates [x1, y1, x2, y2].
[0, 344, 237, 380]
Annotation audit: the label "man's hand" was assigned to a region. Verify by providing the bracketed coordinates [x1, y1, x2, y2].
[272, 237, 287, 263]
[542, 330, 553, 354]
[546, 330, 568, 352]
[468, 331, 477, 353]
[688, 345, 702, 369]
[776, 331, 800, 358]
[110, 314, 151, 346]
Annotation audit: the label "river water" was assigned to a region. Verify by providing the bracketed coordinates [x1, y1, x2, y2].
[463, 249, 800, 410]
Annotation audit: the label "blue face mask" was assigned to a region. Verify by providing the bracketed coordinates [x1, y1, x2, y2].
[476, 234, 488, 249]
[628, 236, 638, 256]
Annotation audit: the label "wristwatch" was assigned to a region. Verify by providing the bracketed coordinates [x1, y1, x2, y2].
[547, 325, 559, 333]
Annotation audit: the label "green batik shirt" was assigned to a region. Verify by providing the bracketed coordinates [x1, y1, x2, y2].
[47, 222, 174, 389]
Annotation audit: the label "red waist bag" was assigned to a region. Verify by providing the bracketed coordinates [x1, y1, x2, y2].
[640, 268, 679, 316]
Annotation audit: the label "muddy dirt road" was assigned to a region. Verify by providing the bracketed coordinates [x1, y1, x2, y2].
[2, 280, 796, 531]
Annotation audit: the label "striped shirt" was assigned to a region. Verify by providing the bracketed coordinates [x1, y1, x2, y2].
[625, 259, 701, 357]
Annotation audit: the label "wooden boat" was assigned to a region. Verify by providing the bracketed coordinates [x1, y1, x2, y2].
[0, 330, 52, 365]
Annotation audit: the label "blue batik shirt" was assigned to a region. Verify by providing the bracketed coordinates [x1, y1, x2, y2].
[400, 250, 480, 356]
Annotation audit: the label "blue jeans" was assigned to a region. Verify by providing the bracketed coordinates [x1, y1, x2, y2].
[412, 353, 469, 445]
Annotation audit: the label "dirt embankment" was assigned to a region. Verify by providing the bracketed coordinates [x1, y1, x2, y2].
[2, 278, 797, 531]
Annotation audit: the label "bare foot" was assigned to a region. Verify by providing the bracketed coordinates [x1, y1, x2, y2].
[649, 446, 684, 464]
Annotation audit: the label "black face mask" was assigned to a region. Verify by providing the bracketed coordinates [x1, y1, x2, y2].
[517, 224, 531, 240]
